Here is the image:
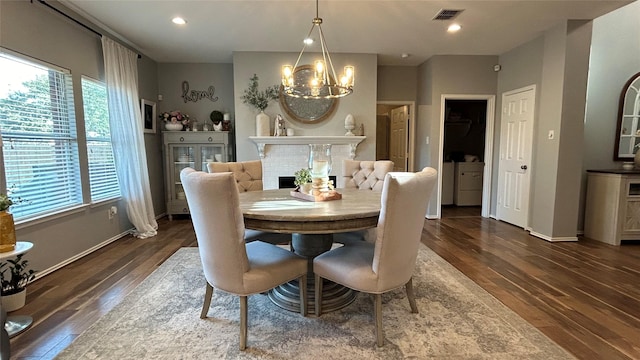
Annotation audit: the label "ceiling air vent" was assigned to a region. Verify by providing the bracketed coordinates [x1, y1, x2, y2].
[433, 9, 464, 21]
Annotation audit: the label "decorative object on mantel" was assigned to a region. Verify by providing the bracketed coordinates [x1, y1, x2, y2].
[181, 80, 219, 103]
[355, 123, 364, 136]
[274, 114, 285, 136]
[241, 74, 279, 137]
[344, 114, 355, 135]
[281, 0, 354, 99]
[160, 111, 190, 131]
[623, 162, 635, 170]
[635, 144, 640, 169]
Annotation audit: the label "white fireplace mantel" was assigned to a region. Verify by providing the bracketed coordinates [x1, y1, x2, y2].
[249, 136, 366, 159]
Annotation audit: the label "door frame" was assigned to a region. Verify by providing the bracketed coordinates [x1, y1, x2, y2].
[437, 94, 496, 218]
[376, 101, 416, 171]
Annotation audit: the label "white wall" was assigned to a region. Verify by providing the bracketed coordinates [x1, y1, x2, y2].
[232, 52, 378, 162]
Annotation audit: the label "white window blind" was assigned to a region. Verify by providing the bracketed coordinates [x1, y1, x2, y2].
[0, 51, 82, 220]
[81, 77, 120, 202]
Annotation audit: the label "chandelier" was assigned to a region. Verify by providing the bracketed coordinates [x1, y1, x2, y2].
[281, 0, 354, 99]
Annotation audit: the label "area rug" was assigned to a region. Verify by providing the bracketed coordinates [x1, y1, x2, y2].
[56, 245, 575, 359]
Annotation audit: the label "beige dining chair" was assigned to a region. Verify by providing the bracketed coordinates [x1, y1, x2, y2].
[180, 168, 308, 351]
[341, 160, 394, 190]
[334, 160, 394, 245]
[208, 160, 289, 245]
[207, 160, 263, 192]
[313, 167, 438, 347]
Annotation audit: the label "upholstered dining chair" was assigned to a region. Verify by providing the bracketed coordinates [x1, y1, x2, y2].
[208, 160, 288, 245]
[207, 160, 263, 192]
[334, 160, 394, 246]
[341, 160, 394, 190]
[180, 168, 308, 351]
[313, 167, 438, 347]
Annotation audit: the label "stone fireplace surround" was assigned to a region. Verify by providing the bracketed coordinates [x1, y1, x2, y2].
[248, 136, 366, 190]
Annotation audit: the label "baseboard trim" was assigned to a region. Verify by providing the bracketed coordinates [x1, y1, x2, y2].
[529, 230, 578, 242]
[32, 228, 134, 281]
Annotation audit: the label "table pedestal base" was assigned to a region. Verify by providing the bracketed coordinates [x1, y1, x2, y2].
[267, 233, 357, 314]
[5, 315, 33, 337]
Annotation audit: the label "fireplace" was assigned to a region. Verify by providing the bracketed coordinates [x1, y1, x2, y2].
[278, 176, 337, 189]
[249, 136, 366, 190]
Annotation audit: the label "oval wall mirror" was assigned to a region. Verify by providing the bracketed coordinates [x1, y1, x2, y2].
[279, 65, 337, 124]
[614, 72, 640, 160]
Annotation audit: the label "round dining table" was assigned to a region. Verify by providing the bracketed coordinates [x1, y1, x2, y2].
[238, 188, 381, 313]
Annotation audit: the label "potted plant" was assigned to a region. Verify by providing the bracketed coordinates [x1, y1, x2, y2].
[1, 253, 36, 312]
[294, 168, 312, 194]
[240, 74, 279, 136]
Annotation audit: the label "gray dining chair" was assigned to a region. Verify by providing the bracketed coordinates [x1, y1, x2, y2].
[208, 160, 289, 245]
[180, 168, 308, 351]
[313, 167, 437, 347]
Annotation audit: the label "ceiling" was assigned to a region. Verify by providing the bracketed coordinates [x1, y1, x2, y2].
[60, 0, 633, 66]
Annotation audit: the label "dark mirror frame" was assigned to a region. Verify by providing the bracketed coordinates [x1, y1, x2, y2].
[614, 72, 640, 161]
[278, 65, 338, 124]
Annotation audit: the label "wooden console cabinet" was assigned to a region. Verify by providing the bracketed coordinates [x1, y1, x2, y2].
[584, 170, 640, 245]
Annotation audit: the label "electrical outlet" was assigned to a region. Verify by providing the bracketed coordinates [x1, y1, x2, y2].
[108, 206, 117, 219]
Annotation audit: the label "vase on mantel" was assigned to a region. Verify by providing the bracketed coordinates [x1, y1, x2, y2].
[634, 150, 640, 169]
[256, 111, 270, 137]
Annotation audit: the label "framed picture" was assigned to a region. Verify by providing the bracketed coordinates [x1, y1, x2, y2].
[141, 98, 156, 133]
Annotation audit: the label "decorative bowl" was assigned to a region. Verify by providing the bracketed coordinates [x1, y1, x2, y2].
[165, 123, 183, 131]
[622, 162, 634, 170]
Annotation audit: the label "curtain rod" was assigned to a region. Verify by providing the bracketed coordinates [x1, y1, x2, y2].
[35, 0, 142, 59]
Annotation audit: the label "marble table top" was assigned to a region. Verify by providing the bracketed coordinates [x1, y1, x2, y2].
[238, 188, 381, 234]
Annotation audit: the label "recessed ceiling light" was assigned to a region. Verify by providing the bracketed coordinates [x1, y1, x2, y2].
[172, 17, 187, 25]
[303, 38, 314, 45]
[448, 23, 461, 32]
[401, 53, 410, 59]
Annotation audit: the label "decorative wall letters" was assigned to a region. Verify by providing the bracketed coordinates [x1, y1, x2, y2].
[181, 81, 219, 103]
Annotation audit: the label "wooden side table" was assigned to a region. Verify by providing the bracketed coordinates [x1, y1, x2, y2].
[1, 241, 34, 338]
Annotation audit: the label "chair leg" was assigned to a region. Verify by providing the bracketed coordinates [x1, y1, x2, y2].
[299, 275, 308, 317]
[200, 282, 214, 319]
[405, 277, 419, 313]
[314, 274, 323, 316]
[240, 296, 248, 351]
[375, 293, 383, 347]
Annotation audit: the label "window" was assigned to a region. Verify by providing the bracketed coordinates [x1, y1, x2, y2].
[0, 51, 82, 220]
[81, 77, 120, 202]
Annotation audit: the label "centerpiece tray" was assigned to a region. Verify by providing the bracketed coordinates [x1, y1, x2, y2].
[290, 190, 342, 202]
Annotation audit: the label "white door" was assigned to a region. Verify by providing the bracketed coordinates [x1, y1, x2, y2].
[389, 106, 408, 171]
[496, 86, 536, 228]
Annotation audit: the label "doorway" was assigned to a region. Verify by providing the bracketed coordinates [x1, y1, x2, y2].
[376, 101, 416, 171]
[438, 95, 495, 219]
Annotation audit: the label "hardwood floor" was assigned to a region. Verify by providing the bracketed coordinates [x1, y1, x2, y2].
[6, 211, 640, 359]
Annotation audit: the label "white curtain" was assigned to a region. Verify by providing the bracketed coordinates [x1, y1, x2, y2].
[101, 37, 157, 238]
